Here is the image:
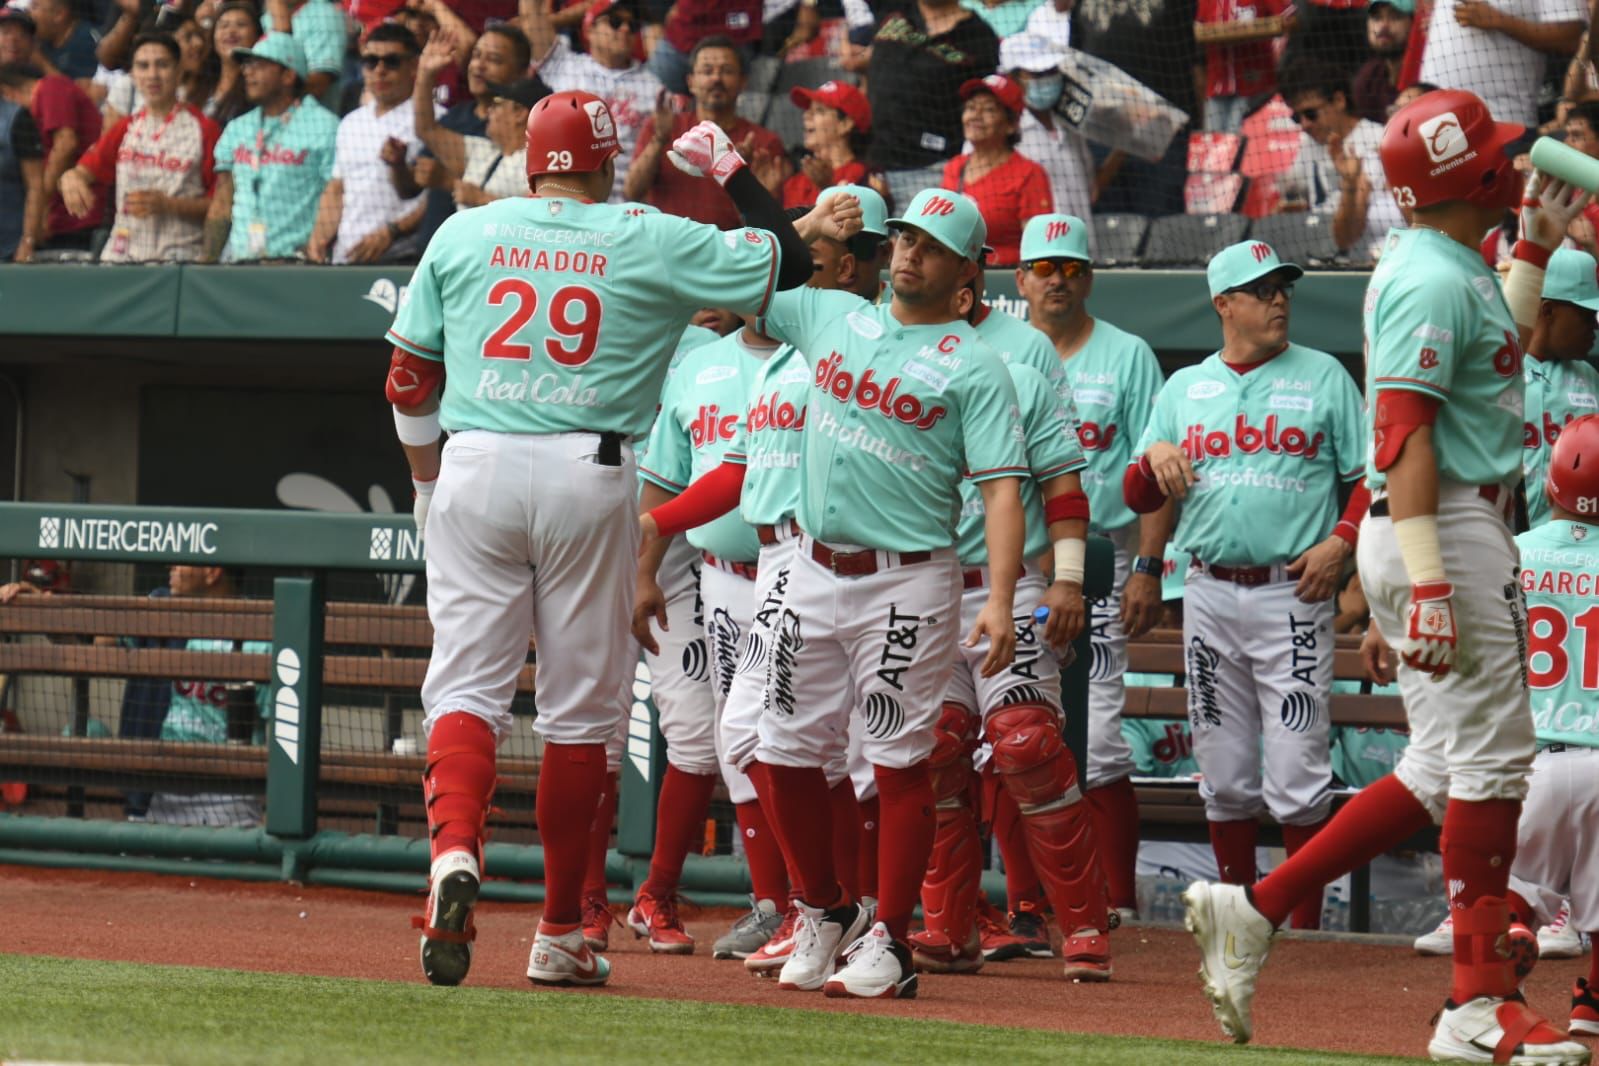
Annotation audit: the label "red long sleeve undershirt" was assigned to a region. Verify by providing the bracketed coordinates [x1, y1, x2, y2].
[649, 461, 748, 537]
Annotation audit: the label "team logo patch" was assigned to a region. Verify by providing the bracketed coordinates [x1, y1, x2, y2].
[737, 631, 767, 676]
[846, 312, 885, 339]
[1419, 347, 1439, 370]
[681, 638, 710, 683]
[1186, 637, 1222, 730]
[1088, 641, 1115, 682]
[1574, 524, 1589, 540]
[863, 692, 906, 739]
[1418, 112, 1468, 164]
[707, 607, 741, 699]
[696, 365, 739, 385]
[1187, 380, 1227, 400]
[1279, 691, 1319, 733]
[584, 99, 614, 140]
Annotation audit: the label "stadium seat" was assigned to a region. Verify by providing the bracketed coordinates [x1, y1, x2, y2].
[735, 90, 771, 127]
[1184, 172, 1247, 215]
[1187, 131, 1244, 175]
[1141, 213, 1251, 267]
[1248, 211, 1341, 266]
[1091, 213, 1149, 267]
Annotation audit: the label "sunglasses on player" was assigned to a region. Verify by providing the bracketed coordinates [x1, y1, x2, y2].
[362, 53, 409, 70]
[1025, 258, 1089, 279]
[599, 11, 636, 30]
[1227, 280, 1294, 302]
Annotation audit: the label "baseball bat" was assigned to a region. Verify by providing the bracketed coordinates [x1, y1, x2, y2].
[1529, 136, 1599, 193]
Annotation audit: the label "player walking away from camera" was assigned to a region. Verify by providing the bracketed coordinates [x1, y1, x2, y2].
[746, 188, 1027, 1000]
[1506, 414, 1599, 1039]
[909, 357, 1116, 981]
[1015, 212, 1169, 922]
[1125, 240, 1366, 932]
[1524, 249, 1599, 529]
[384, 90, 831, 989]
[635, 187, 896, 973]
[1181, 88, 1593, 1064]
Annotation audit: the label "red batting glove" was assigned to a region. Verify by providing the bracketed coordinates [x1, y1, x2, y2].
[1398, 581, 1457, 678]
[666, 120, 746, 186]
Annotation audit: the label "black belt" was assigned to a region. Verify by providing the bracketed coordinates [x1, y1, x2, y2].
[1541, 743, 1590, 754]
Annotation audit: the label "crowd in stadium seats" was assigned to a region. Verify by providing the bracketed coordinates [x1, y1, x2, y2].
[1, 0, 1598, 264]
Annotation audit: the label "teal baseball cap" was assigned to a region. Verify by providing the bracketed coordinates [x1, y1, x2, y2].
[1019, 213, 1091, 264]
[1206, 239, 1304, 299]
[235, 32, 308, 80]
[1542, 248, 1599, 310]
[1368, 0, 1415, 13]
[886, 188, 987, 262]
[818, 183, 889, 238]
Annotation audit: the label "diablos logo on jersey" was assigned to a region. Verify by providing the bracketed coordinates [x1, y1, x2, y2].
[813, 352, 948, 430]
[1181, 414, 1325, 461]
[690, 405, 739, 447]
[747, 392, 806, 432]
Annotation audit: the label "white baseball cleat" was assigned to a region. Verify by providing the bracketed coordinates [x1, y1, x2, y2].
[416, 850, 479, 987]
[1184, 881, 1275, 1044]
[1416, 915, 1456, 956]
[1427, 995, 1591, 1064]
[1538, 904, 1589, 959]
[527, 925, 612, 987]
[824, 922, 918, 999]
[777, 898, 868, 991]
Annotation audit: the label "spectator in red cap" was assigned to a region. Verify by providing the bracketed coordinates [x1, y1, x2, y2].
[525, 0, 662, 202]
[941, 73, 1052, 267]
[782, 78, 886, 209]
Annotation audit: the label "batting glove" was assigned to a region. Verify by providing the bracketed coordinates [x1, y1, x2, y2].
[667, 120, 746, 186]
[413, 476, 435, 538]
[1398, 581, 1457, 678]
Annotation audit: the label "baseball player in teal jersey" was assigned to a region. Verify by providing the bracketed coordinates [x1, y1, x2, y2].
[910, 361, 1117, 981]
[747, 188, 1029, 1000]
[1523, 249, 1599, 529]
[812, 185, 893, 304]
[1505, 416, 1599, 1036]
[383, 91, 844, 990]
[1181, 89, 1593, 1063]
[1126, 239, 1366, 933]
[1015, 212, 1169, 921]
[631, 324, 797, 956]
[963, 268, 1072, 405]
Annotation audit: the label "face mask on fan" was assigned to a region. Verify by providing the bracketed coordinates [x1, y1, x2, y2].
[1024, 74, 1063, 111]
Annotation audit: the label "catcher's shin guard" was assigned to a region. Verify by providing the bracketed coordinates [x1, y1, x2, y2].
[423, 711, 498, 864]
[914, 704, 984, 972]
[986, 702, 1109, 939]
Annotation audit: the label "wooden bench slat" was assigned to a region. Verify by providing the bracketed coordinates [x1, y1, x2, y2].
[1121, 687, 1410, 730]
[0, 597, 439, 649]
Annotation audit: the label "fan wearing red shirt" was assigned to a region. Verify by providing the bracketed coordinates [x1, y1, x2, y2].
[1195, 0, 1296, 132]
[941, 74, 1053, 267]
[783, 79, 880, 209]
[59, 33, 219, 263]
[0, 62, 102, 250]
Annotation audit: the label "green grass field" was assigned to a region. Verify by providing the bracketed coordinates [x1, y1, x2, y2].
[0, 954, 1413, 1066]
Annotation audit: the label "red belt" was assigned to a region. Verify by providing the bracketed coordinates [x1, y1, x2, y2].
[962, 568, 986, 590]
[702, 551, 758, 580]
[756, 519, 799, 546]
[1197, 559, 1276, 587]
[809, 539, 932, 577]
[1368, 484, 1502, 518]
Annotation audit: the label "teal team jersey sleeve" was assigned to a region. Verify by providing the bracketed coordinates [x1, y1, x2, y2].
[1014, 365, 1088, 481]
[386, 237, 446, 361]
[960, 348, 1028, 482]
[1327, 358, 1368, 482]
[1069, 321, 1163, 533]
[662, 219, 784, 318]
[640, 367, 693, 492]
[759, 286, 863, 355]
[1367, 265, 1473, 404]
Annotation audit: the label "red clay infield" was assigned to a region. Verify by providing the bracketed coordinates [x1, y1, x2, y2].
[5, 865, 1595, 1061]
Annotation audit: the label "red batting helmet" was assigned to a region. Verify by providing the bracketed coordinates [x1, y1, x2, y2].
[1379, 89, 1525, 213]
[1548, 412, 1599, 517]
[526, 90, 621, 180]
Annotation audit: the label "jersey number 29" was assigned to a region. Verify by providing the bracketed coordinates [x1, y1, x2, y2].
[483, 277, 602, 366]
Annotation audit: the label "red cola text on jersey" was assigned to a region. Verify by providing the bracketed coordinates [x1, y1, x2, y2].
[813, 352, 949, 431]
[1180, 414, 1326, 462]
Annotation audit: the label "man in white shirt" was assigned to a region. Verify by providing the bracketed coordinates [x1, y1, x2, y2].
[524, 0, 662, 202]
[1420, 0, 1584, 129]
[997, 33, 1094, 226]
[309, 23, 432, 264]
[1024, 0, 1074, 47]
[1277, 60, 1403, 264]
